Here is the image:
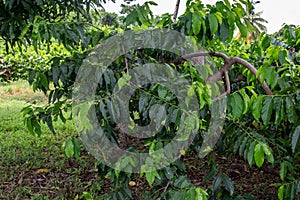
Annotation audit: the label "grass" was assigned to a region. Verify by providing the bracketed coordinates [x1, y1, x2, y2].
[0, 80, 104, 199]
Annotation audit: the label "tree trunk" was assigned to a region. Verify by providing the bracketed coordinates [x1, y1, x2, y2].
[173, 0, 181, 22]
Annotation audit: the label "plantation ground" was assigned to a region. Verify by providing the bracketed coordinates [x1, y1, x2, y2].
[0, 81, 282, 199]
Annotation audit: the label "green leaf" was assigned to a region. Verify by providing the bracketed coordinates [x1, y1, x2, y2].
[19, 23, 32, 40]
[279, 50, 288, 64]
[261, 96, 273, 126]
[125, 11, 138, 25]
[278, 185, 284, 200]
[208, 13, 218, 35]
[64, 139, 75, 158]
[239, 89, 250, 114]
[236, 19, 247, 38]
[212, 174, 222, 192]
[254, 143, 264, 167]
[192, 12, 201, 35]
[261, 34, 271, 50]
[273, 97, 284, 127]
[230, 93, 244, 120]
[72, 137, 81, 159]
[145, 168, 157, 186]
[239, 136, 248, 156]
[291, 125, 300, 153]
[158, 86, 168, 98]
[252, 95, 263, 120]
[262, 143, 274, 164]
[39, 73, 49, 89]
[185, 188, 196, 199]
[146, 1, 158, 5]
[280, 162, 287, 181]
[195, 187, 208, 200]
[26, 118, 34, 136]
[117, 74, 131, 89]
[164, 166, 174, 180]
[174, 176, 192, 189]
[285, 96, 298, 123]
[247, 141, 256, 167]
[222, 174, 234, 196]
[44, 116, 56, 134]
[136, 7, 149, 26]
[81, 192, 93, 200]
[219, 21, 229, 42]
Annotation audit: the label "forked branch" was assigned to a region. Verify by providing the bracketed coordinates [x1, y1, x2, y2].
[180, 52, 273, 95]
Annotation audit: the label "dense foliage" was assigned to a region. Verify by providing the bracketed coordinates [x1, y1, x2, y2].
[1, 0, 300, 199]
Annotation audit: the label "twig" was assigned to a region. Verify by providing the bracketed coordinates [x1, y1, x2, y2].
[157, 181, 171, 200]
[120, 45, 129, 74]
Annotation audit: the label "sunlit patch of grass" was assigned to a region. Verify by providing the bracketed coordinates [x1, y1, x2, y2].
[0, 80, 47, 103]
[0, 81, 103, 199]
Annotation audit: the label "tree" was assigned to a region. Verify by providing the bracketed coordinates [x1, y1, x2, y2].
[0, 0, 115, 51]
[1, 0, 300, 199]
[236, 0, 268, 43]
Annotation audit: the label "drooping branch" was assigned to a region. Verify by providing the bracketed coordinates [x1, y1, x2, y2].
[179, 51, 273, 95]
[173, 0, 181, 22]
[232, 57, 273, 95]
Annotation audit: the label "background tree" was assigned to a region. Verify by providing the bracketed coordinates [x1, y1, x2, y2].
[236, 0, 268, 43]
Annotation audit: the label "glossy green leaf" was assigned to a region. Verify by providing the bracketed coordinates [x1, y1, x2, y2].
[158, 85, 168, 98]
[64, 139, 75, 158]
[212, 174, 222, 192]
[254, 143, 264, 167]
[219, 21, 229, 42]
[273, 97, 284, 127]
[252, 95, 263, 121]
[222, 174, 234, 196]
[247, 141, 256, 167]
[280, 161, 287, 181]
[125, 11, 138, 25]
[164, 166, 174, 180]
[208, 13, 218, 35]
[239, 89, 250, 114]
[236, 19, 247, 38]
[291, 125, 300, 153]
[174, 176, 192, 189]
[278, 185, 284, 200]
[195, 187, 208, 200]
[72, 137, 80, 159]
[192, 12, 202, 35]
[145, 168, 157, 186]
[239, 136, 248, 156]
[185, 188, 196, 199]
[230, 93, 244, 120]
[261, 96, 273, 126]
[286, 96, 298, 124]
[261, 34, 271, 50]
[81, 192, 93, 200]
[262, 143, 274, 164]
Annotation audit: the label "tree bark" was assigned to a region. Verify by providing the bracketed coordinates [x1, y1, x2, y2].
[179, 51, 273, 95]
[173, 0, 181, 22]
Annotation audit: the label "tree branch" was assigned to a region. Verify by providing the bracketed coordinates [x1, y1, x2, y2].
[173, 0, 181, 22]
[179, 51, 273, 95]
[232, 57, 273, 95]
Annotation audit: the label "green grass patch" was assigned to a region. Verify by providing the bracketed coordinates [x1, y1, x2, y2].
[0, 81, 104, 199]
[0, 80, 46, 103]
